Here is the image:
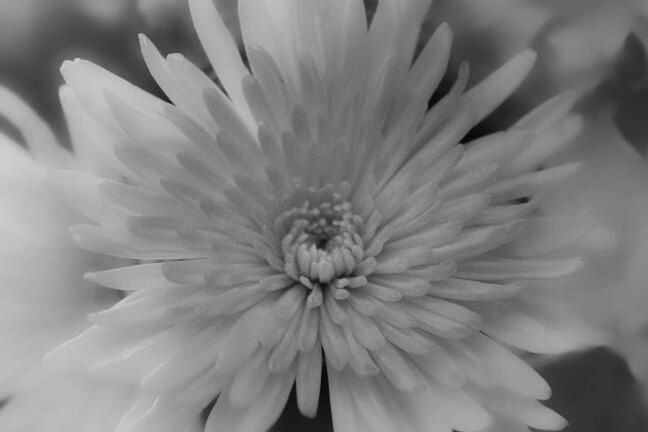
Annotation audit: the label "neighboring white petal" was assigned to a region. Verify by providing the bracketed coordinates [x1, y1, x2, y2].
[189, 0, 253, 126]
[0, 87, 72, 168]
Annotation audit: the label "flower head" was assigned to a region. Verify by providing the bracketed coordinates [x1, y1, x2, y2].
[50, 0, 588, 431]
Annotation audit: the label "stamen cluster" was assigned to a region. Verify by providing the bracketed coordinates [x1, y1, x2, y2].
[279, 184, 368, 306]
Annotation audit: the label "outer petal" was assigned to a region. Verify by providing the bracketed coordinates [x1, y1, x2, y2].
[205, 372, 295, 432]
[60, 59, 170, 135]
[0, 87, 72, 168]
[189, 0, 253, 126]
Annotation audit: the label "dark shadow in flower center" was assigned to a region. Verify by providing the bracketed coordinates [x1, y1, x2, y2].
[314, 237, 330, 251]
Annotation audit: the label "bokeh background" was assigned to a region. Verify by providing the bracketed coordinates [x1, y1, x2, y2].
[1, 0, 648, 431]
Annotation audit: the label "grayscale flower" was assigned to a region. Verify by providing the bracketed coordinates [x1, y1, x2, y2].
[48, 1, 589, 430]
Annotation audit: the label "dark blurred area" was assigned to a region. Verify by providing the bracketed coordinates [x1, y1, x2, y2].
[0, 0, 201, 144]
[541, 347, 648, 432]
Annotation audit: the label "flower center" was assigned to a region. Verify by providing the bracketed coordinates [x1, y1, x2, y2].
[278, 186, 368, 307]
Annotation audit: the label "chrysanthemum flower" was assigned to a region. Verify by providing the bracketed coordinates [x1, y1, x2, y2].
[48, 0, 589, 431]
[0, 88, 202, 432]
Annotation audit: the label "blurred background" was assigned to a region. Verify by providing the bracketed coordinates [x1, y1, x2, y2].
[0, 0, 200, 143]
[1, 0, 648, 430]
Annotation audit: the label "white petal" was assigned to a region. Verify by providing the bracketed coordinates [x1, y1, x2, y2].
[457, 130, 534, 173]
[205, 372, 294, 432]
[85, 263, 178, 291]
[189, 0, 253, 125]
[475, 300, 581, 354]
[0, 86, 71, 168]
[296, 347, 323, 417]
[457, 256, 584, 280]
[468, 333, 551, 400]
[486, 163, 582, 204]
[409, 385, 492, 432]
[138, 34, 213, 132]
[103, 89, 186, 155]
[369, 0, 434, 83]
[228, 350, 272, 408]
[59, 86, 125, 178]
[141, 324, 226, 393]
[88, 323, 202, 384]
[61, 59, 167, 133]
[505, 115, 582, 175]
[478, 389, 567, 431]
[327, 370, 392, 432]
[407, 23, 452, 101]
[514, 90, 580, 132]
[116, 395, 201, 432]
[460, 50, 536, 126]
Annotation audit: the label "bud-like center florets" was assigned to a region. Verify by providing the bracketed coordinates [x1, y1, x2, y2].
[277, 185, 369, 307]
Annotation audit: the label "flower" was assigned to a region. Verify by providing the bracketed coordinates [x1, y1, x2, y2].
[536, 109, 648, 400]
[0, 88, 203, 432]
[48, 0, 590, 430]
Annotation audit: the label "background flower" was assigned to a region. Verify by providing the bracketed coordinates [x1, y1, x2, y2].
[539, 105, 648, 406]
[0, 87, 203, 432]
[428, 0, 648, 105]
